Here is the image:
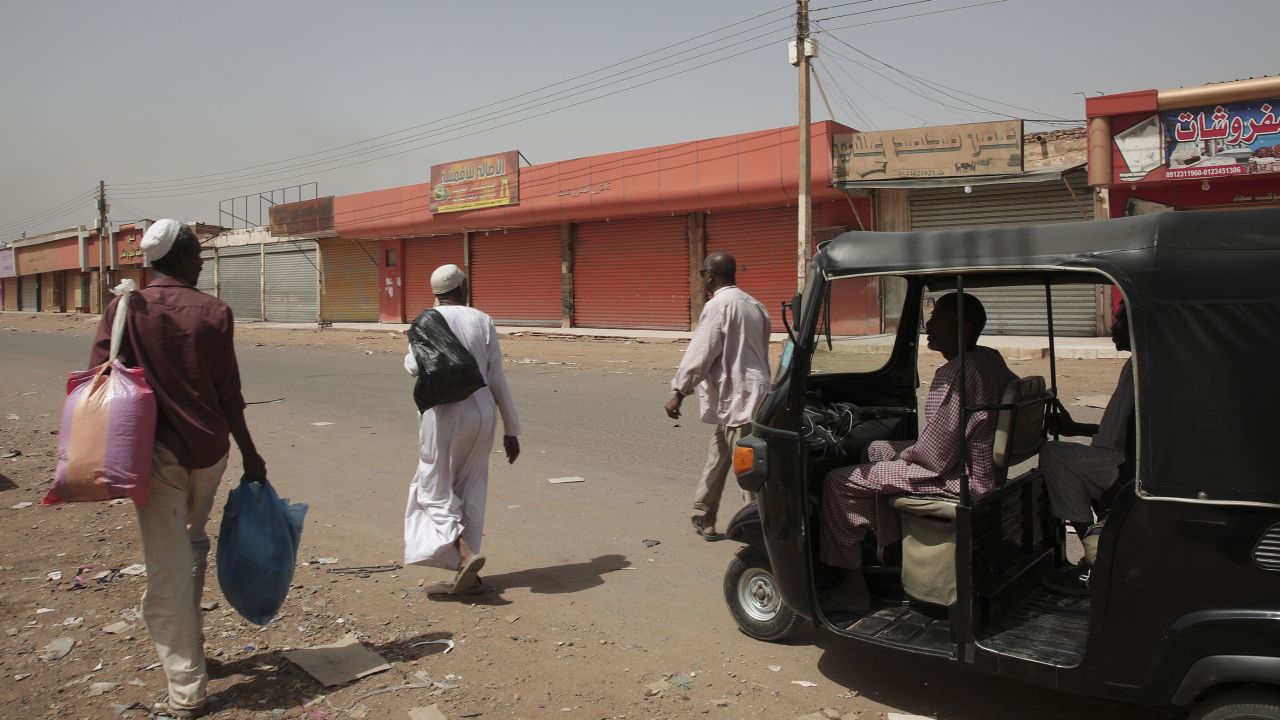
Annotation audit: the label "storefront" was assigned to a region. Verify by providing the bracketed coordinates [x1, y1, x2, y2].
[0, 248, 15, 310]
[318, 238, 380, 322]
[834, 121, 1107, 336]
[1088, 75, 1280, 216]
[273, 121, 874, 330]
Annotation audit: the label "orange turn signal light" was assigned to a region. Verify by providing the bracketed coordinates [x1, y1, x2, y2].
[733, 446, 756, 476]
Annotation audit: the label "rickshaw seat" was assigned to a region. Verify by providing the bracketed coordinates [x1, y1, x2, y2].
[891, 376, 1051, 607]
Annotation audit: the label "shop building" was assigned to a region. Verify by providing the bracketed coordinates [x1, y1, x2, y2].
[271, 122, 872, 332]
[195, 227, 322, 323]
[1087, 75, 1280, 216]
[0, 246, 14, 310]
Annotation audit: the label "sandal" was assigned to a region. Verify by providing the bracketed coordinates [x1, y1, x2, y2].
[452, 554, 486, 594]
[151, 700, 205, 718]
[690, 514, 723, 541]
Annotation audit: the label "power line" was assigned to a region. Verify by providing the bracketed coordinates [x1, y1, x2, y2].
[0, 188, 98, 234]
[813, 0, 937, 23]
[815, 59, 877, 129]
[816, 0, 1008, 33]
[111, 4, 795, 190]
[111, 31, 792, 200]
[817, 41, 939, 125]
[818, 27, 1077, 122]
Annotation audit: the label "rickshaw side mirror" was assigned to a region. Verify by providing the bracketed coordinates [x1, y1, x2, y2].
[781, 293, 802, 346]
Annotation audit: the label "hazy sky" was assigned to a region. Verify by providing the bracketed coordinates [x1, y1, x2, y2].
[2, 0, 1277, 238]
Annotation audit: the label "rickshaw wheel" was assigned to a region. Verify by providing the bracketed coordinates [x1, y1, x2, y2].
[1191, 687, 1280, 720]
[724, 547, 801, 642]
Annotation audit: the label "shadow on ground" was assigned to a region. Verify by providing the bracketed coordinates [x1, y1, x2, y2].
[0, 474, 16, 492]
[423, 553, 630, 607]
[813, 628, 1181, 720]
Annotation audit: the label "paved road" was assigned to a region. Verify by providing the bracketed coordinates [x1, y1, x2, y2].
[0, 329, 1176, 719]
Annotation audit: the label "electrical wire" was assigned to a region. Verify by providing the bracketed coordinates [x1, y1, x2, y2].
[110, 32, 792, 200]
[816, 0, 1008, 33]
[111, 3, 795, 190]
[0, 188, 99, 234]
[818, 46, 937, 125]
[813, 0, 938, 23]
[814, 59, 878, 129]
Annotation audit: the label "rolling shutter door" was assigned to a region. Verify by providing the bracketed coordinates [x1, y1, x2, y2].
[471, 226, 561, 325]
[118, 268, 144, 293]
[196, 250, 217, 296]
[913, 173, 1102, 337]
[42, 272, 65, 312]
[706, 208, 795, 332]
[20, 277, 38, 311]
[218, 247, 262, 321]
[264, 242, 318, 323]
[403, 235, 465, 321]
[319, 239, 379, 322]
[2, 279, 15, 310]
[574, 217, 689, 330]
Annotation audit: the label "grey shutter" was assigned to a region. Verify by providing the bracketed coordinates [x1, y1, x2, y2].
[20, 276, 37, 311]
[913, 173, 1104, 337]
[196, 250, 217, 296]
[217, 246, 262, 322]
[264, 242, 318, 323]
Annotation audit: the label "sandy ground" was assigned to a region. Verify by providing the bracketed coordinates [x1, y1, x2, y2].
[0, 312, 1164, 720]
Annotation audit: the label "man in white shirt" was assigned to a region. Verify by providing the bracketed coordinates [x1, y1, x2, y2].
[666, 252, 771, 539]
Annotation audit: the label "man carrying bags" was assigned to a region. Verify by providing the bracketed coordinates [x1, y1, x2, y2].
[89, 219, 266, 718]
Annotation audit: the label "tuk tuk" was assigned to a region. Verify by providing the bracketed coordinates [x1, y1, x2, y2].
[724, 209, 1280, 719]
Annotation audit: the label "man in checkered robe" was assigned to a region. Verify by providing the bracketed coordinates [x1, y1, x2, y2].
[820, 292, 1015, 609]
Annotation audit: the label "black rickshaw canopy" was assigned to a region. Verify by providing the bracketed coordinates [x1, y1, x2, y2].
[815, 208, 1280, 504]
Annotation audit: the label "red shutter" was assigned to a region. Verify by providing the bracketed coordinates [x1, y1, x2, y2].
[574, 217, 689, 330]
[706, 207, 797, 333]
[403, 235, 465, 320]
[471, 226, 561, 325]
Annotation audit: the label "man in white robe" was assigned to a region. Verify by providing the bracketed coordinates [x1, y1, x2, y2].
[404, 264, 520, 594]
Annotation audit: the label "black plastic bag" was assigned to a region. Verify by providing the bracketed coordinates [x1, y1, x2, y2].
[408, 308, 486, 412]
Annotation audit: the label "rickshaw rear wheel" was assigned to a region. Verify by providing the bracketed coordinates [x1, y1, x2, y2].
[1190, 687, 1280, 720]
[724, 547, 801, 642]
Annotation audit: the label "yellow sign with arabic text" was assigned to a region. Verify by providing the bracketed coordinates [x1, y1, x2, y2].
[833, 120, 1023, 181]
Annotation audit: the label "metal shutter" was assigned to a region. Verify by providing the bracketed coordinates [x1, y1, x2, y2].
[218, 247, 262, 322]
[196, 251, 217, 296]
[574, 217, 689, 330]
[264, 242, 318, 323]
[403, 235, 465, 321]
[471, 226, 561, 326]
[913, 173, 1103, 337]
[1, 278, 15, 310]
[20, 276, 38, 311]
[319, 239, 379, 322]
[706, 207, 796, 332]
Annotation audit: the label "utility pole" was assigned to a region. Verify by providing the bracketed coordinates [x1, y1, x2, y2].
[793, 0, 814, 292]
[97, 180, 109, 311]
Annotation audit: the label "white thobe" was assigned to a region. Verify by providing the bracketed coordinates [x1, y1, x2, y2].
[403, 305, 520, 569]
[671, 286, 772, 428]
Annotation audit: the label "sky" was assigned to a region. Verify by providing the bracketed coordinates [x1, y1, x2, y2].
[2, 0, 1277, 239]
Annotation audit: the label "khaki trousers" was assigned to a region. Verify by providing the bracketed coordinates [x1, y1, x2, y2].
[136, 444, 229, 711]
[693, 424, 755, 517]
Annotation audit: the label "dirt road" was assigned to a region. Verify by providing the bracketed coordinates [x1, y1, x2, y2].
[0, 314, 1168, 720]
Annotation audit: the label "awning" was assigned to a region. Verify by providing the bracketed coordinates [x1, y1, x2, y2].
[833, 163, 1085, 190]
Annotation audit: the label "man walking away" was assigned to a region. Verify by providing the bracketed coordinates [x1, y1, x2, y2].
[666, 251, 771, 540]
[90, 219, 266, 718]
[404, 264, 521, 594]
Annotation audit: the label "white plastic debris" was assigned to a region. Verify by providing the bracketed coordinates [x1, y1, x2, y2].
[548, 476, 585, 484]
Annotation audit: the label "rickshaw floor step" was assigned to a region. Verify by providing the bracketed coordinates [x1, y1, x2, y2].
[840, 606, 955, 657]
[977, 588, 1091, 667]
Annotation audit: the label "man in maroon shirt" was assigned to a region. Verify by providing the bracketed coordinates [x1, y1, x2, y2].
[90, 219, 265, 718]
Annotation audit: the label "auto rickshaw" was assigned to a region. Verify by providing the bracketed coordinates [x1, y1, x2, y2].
[723, 209, 1280, 719]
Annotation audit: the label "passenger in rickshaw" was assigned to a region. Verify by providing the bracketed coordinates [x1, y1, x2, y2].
[1040, 299, 1133, 590]
[820, 292, 1016, 611]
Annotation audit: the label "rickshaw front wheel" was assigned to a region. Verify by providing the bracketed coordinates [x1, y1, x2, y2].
[724, 547, 801, 642]
[1190, 687, 1280, 720]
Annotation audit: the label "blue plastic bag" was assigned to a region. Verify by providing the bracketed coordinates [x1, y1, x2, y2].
[216, 477, 307, 626]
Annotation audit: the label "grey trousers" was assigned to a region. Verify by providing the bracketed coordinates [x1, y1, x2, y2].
[1040, 440, 1123, 525]
[693, 424, 756, 516]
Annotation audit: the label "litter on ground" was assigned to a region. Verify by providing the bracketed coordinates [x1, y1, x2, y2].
[548, 476, 585, 484]
[283, 633, 392, 687]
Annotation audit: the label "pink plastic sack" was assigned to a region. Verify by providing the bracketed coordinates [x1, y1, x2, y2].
[44, 280, 156, 508]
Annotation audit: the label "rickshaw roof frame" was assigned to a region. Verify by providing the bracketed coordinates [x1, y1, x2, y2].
[812, 208, 1280, 506]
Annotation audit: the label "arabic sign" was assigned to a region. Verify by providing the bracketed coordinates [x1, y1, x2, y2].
[1113, 99, 1280, 183]
[833, 120, 1023, 181]
[429, 151, 519, 214]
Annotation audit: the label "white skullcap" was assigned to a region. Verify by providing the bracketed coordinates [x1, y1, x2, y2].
[141, 219, 182, 262]
[431, 263, 466, 294]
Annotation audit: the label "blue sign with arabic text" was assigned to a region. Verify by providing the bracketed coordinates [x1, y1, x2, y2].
[1161, 99, 1280, 180]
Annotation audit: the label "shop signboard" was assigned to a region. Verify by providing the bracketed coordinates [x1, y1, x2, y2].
[1112, 99, 1280, 183]
[0, 248, 14, 278]
[429, 151, 520, 213]
[833, 120, 1023, 181]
